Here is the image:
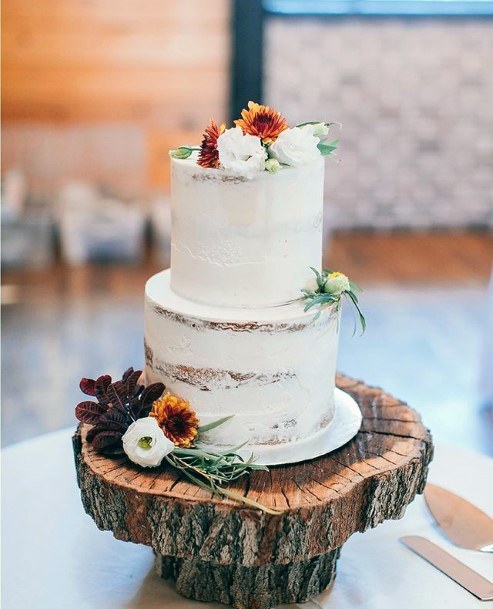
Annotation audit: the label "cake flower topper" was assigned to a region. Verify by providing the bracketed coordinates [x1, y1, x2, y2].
[170, 101, 339, 177]
[302, 268, 366, 334]
[75, 368, 277, 514]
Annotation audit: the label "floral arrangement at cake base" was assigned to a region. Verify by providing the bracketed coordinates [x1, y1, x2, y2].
[75, 368, 277, 514]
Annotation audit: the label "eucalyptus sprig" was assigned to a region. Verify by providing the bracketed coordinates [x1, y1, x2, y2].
[165, 449, 278, 514]
[317, 140, 339, 157]
[302, 268, 366, 334]
[166, 415, 280, 515]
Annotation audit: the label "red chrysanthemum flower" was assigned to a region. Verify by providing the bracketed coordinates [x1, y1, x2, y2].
[234, 101, 289, 143]
[197, 119, 226, 168]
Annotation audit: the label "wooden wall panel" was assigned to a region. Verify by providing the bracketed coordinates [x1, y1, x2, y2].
[2, 0, 230, 193]
[2, 0, 230, 124]
[4, 67, 226, 122]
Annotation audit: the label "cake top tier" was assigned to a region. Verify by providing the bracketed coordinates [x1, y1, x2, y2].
[168, 102, 339, 309]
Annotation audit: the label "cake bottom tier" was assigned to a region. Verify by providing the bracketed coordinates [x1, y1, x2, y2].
[144, 270, 340, 449]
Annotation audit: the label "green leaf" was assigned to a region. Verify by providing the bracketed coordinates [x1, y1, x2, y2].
[349, 279, 363, 294]
[301, 289, 317, 298]
[348, 290, 359, 303]
[303, 293, 337, 312]
[198, 414, 235, 434]
[309, 266, 326, 291]
[317, 140, 339, 156]
[309, 266, 321, 281]
[345, 291, 367, 335]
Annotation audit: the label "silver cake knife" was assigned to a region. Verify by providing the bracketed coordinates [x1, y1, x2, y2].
[401, 536, 493, 601]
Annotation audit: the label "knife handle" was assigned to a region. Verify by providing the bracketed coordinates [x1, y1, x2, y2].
[401, 536, 493, 601]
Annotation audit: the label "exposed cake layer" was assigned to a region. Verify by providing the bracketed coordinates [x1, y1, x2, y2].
[170, 156, 325, 308]
[145, 270, 340, 448]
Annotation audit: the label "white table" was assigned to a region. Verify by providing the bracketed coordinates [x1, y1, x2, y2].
[2, 429, 492, 609]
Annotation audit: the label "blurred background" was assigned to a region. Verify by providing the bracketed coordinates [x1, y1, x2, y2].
[2, 0, 492, 453]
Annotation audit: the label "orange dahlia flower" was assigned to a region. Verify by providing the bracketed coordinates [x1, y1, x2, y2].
[150, 393, 199, 447]
[198, 119, 225, 168]
[235, 101, 288, 143]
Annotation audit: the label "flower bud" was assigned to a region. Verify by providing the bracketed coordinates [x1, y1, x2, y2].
[265, 158, 282, 174]
[310, 123, 330, 137]
[323, 272, 351, 297]
[169, 146, 193, 160]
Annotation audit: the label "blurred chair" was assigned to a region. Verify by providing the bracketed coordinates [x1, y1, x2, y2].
[57, 182, 146, 265]
[2, 169, 27, 219]
[1, 169, 55, 270]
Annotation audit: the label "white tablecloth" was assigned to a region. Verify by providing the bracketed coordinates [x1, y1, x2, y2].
[2, 429, 492, 609]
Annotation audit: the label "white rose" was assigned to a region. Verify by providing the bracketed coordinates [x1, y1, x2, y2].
[217, 127, 267, 177]
[323, 273, 351, 297]
[122, 417, 174, 468]
[269, 127, 321, 166]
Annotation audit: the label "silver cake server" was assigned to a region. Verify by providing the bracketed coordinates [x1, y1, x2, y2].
[424, 483, 493, 552]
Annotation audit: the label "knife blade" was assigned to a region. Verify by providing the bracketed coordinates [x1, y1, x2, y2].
[424, 483, 493, 552]
[401, 536, 493, 601]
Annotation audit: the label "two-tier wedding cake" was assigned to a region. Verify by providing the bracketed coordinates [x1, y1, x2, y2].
[143, 102, 362, 455]
[75, 101, 364, 505]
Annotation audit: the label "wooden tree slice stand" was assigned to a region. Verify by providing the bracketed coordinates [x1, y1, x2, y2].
[73, 375, 433, 609]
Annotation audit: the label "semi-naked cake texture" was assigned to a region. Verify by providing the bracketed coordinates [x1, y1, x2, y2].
[144, 152, 341, 450]
[145, 270, 339, 447]
[170, 157, 325, 308]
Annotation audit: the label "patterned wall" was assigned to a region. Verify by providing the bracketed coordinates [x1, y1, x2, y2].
[265, 18, 493, 229]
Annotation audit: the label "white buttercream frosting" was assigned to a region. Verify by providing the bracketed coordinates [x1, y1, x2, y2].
[144, 270, 340, 449]
[170, 156, 325, 308]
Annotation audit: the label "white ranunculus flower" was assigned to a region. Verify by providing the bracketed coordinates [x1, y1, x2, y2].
[323, 272, 351, 297]
[269, 127, 321, 166]
[122, 417, 174, 468]
[217, 127, 267, 177]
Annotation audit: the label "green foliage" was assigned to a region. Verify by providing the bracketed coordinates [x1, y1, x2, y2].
[198, 415, 235, 434]
[166, 445, 279, 514]
[169, 146, 200, 159]
[317, 140, 339, 156]
[162, 414, 279, 514]
[302, 268, 366, 334]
